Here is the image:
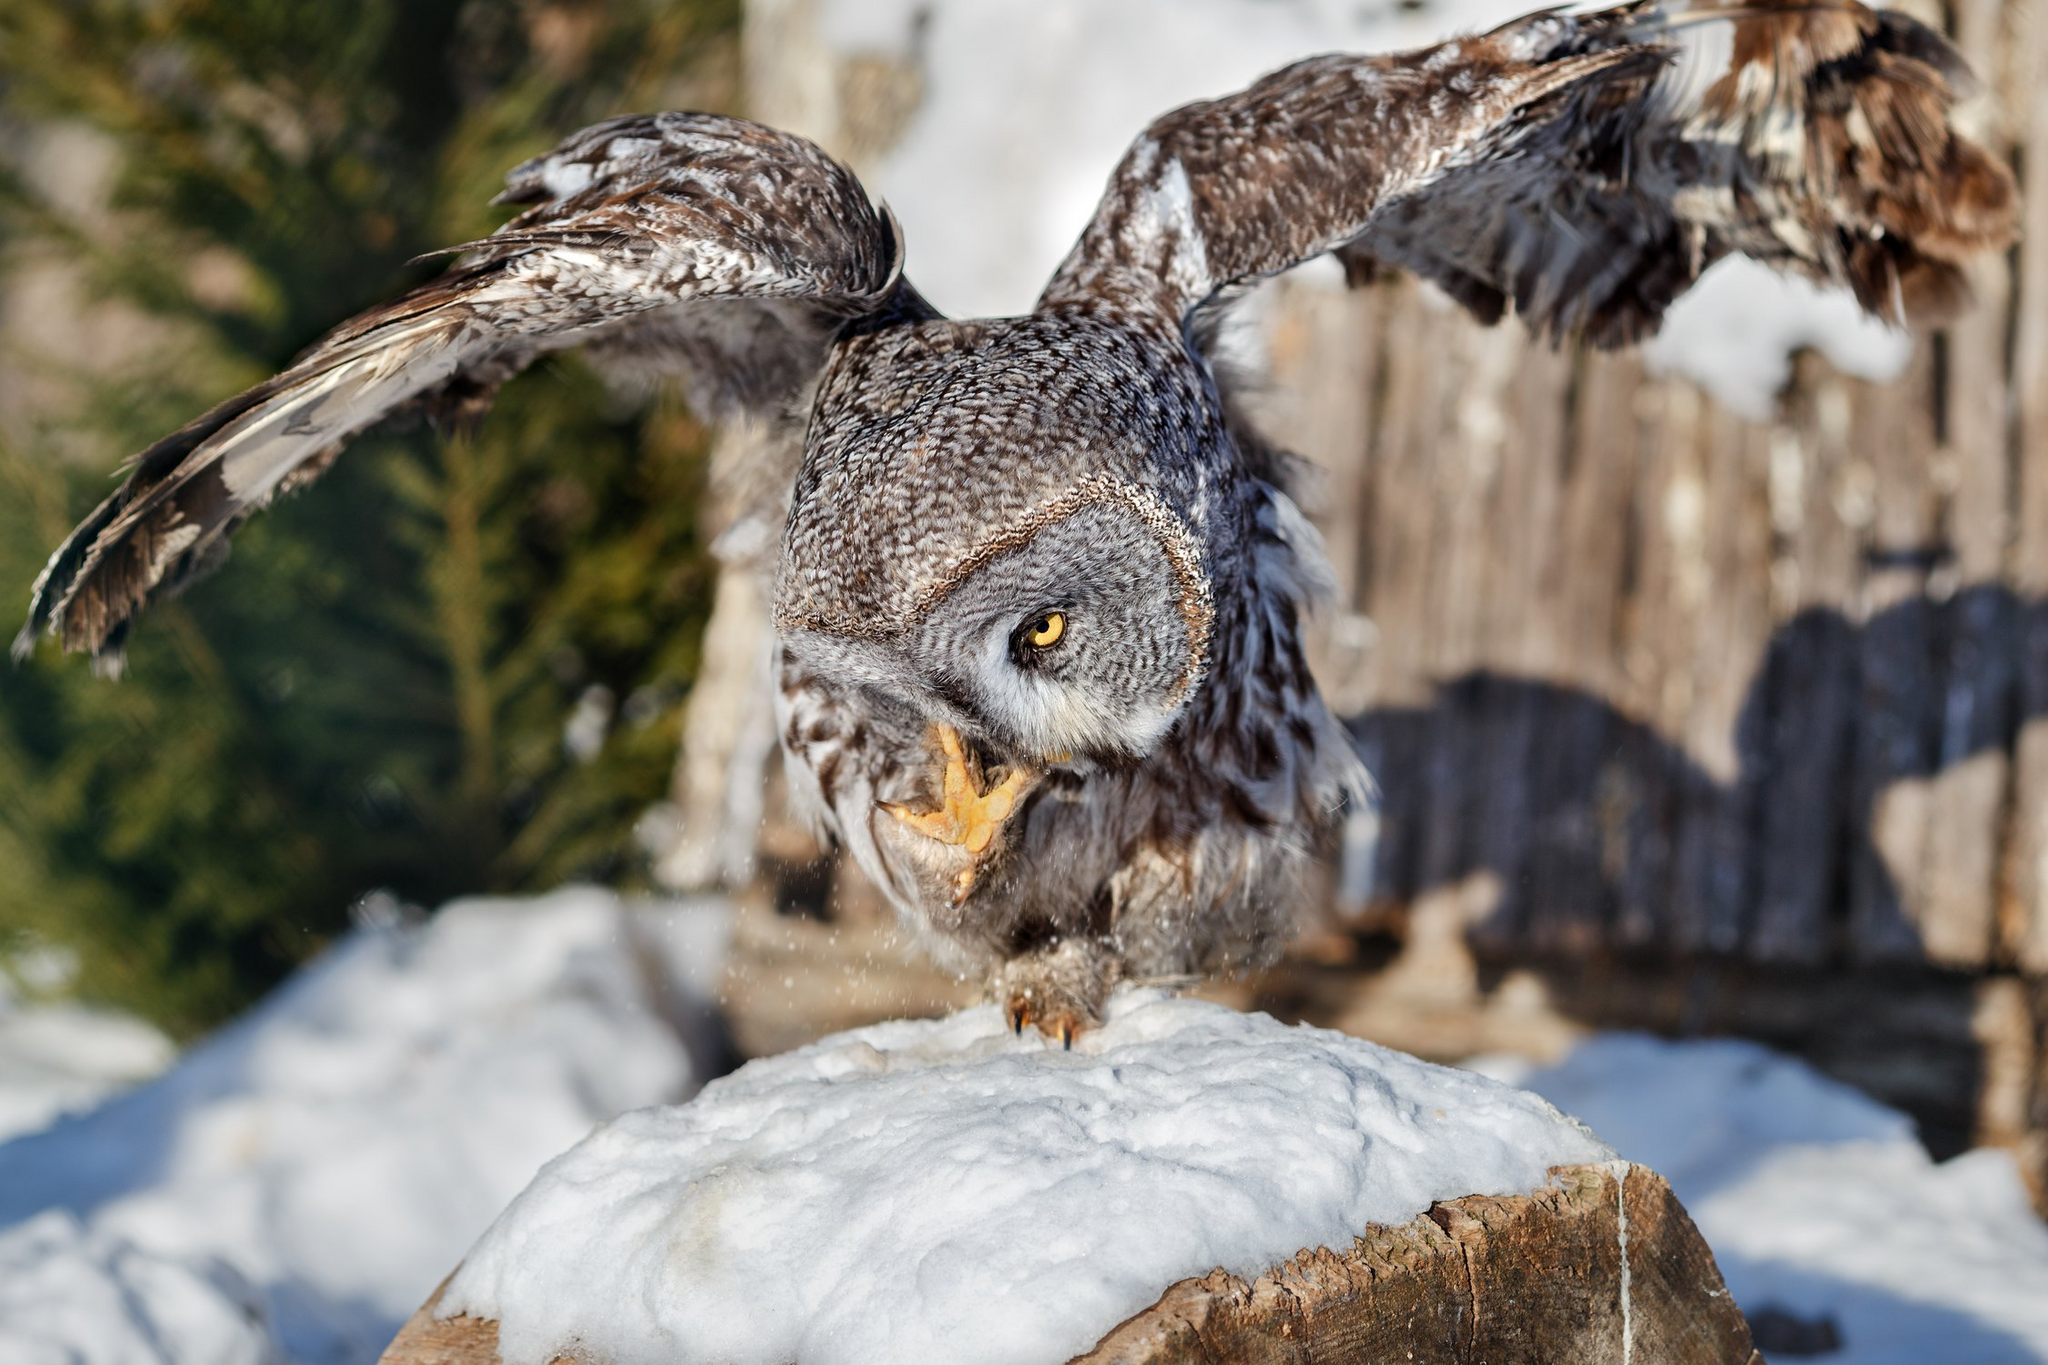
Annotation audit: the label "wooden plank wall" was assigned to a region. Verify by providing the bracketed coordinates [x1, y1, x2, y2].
[1254, 0, 2043, 986]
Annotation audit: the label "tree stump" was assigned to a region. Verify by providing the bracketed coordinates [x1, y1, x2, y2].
[379, 1162, 1757, 1365]
[1077, 1162, 1759, 1364]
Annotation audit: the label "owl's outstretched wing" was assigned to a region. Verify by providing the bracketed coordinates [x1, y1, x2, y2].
[1041, 0, 2016, 345]
[20, 112, 909, 670]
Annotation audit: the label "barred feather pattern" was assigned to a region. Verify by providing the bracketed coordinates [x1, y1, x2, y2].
[16, 113, 902, 670]
[1045, 0, 2015, 344]
[17, 0, 2014, 1032]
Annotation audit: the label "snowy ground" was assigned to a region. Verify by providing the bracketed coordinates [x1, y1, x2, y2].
[0, 972, 173, 1145]
[3, 890, 2045, 1364]
[0, 889, 731, 1365]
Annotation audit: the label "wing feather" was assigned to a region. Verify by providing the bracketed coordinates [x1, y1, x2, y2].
[19, 112, 909, 668]
[1043, 0, 2015, 346]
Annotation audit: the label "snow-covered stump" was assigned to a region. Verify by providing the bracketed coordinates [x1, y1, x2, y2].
[377, 994, 1757, 1365]
[382, 1163, 1754, 1364]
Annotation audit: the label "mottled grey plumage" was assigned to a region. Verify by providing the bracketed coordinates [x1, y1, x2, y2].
[18, 0, 2016, 1037]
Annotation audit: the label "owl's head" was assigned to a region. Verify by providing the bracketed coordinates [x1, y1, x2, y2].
[773, 316, 1219, 767]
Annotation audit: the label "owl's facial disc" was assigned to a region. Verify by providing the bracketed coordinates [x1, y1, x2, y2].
[906, 495, 1211, 764]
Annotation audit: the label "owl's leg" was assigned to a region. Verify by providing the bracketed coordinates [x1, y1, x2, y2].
[991, 937, 1119, 1049]
[881, 722, 1031, 901]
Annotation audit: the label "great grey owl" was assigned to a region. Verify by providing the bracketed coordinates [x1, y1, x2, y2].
[18, 0, 2015, 1041]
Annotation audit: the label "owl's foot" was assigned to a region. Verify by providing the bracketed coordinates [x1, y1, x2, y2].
[992, 939, 1119, 1049]
[882, 723, 1031, 899]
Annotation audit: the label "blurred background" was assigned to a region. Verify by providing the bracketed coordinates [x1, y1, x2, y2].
[2, 0, 2047, 1356]
[0, 0, 740, 1032]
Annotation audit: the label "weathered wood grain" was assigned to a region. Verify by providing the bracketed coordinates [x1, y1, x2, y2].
[2006, 0, 2048, 975]
[1845, 347, 1942, 964]
[377, 1278, 509, 1365]
[1918, 0, 2016, 970]
[1074, 1164, 1758, 1365]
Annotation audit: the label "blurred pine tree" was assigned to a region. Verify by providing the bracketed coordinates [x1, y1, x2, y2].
[0, 0, 740, 1033]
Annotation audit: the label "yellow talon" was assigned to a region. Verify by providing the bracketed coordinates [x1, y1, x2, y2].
[883, 723, 1031, 859]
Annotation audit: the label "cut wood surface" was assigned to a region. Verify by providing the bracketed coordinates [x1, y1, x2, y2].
[377, 1163, 1756, 1365]
[1078, 1163, 1757, 1365]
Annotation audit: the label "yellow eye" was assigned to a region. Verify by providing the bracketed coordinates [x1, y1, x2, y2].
[1025, 612, 1065, 648]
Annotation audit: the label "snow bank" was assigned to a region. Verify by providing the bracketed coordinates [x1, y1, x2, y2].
[819, 0, 1908, 417]
[442, 990, 1613, 1365]
[0, 1210, 275, 1365]
[0, 986, 173, 1144]
[0, 888, 730, 1365]
[1475, 1036, 2048, 1365]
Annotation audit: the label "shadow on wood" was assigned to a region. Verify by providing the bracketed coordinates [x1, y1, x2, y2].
[1316, 579, 2048, 1169]
[1351, 581, 2047, 971]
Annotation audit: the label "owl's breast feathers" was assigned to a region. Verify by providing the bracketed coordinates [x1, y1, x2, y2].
[773, 305, 1363, 975]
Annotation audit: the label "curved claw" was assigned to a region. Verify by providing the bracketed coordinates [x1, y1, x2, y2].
[1004, 992, 1086, 1049]
[992, 939, 1112, 1047]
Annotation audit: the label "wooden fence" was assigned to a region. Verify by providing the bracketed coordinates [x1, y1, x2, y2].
[1261, 281, 2046, 973]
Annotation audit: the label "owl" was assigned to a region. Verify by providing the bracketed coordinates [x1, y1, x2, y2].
[18, 0, 2015, 1042]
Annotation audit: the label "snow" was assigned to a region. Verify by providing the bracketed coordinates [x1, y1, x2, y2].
[1642, 258, 1914, 420]
[0, 1211, 275, 1365]
[0, 888, 730, 1365]
[441, 989, 1613, 1365]
[1473, 1036, 2048, 1365]
[818, 0, 1913, 417]
[5, 887, 2048, 1364]
[0, 982, 174, 1144]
